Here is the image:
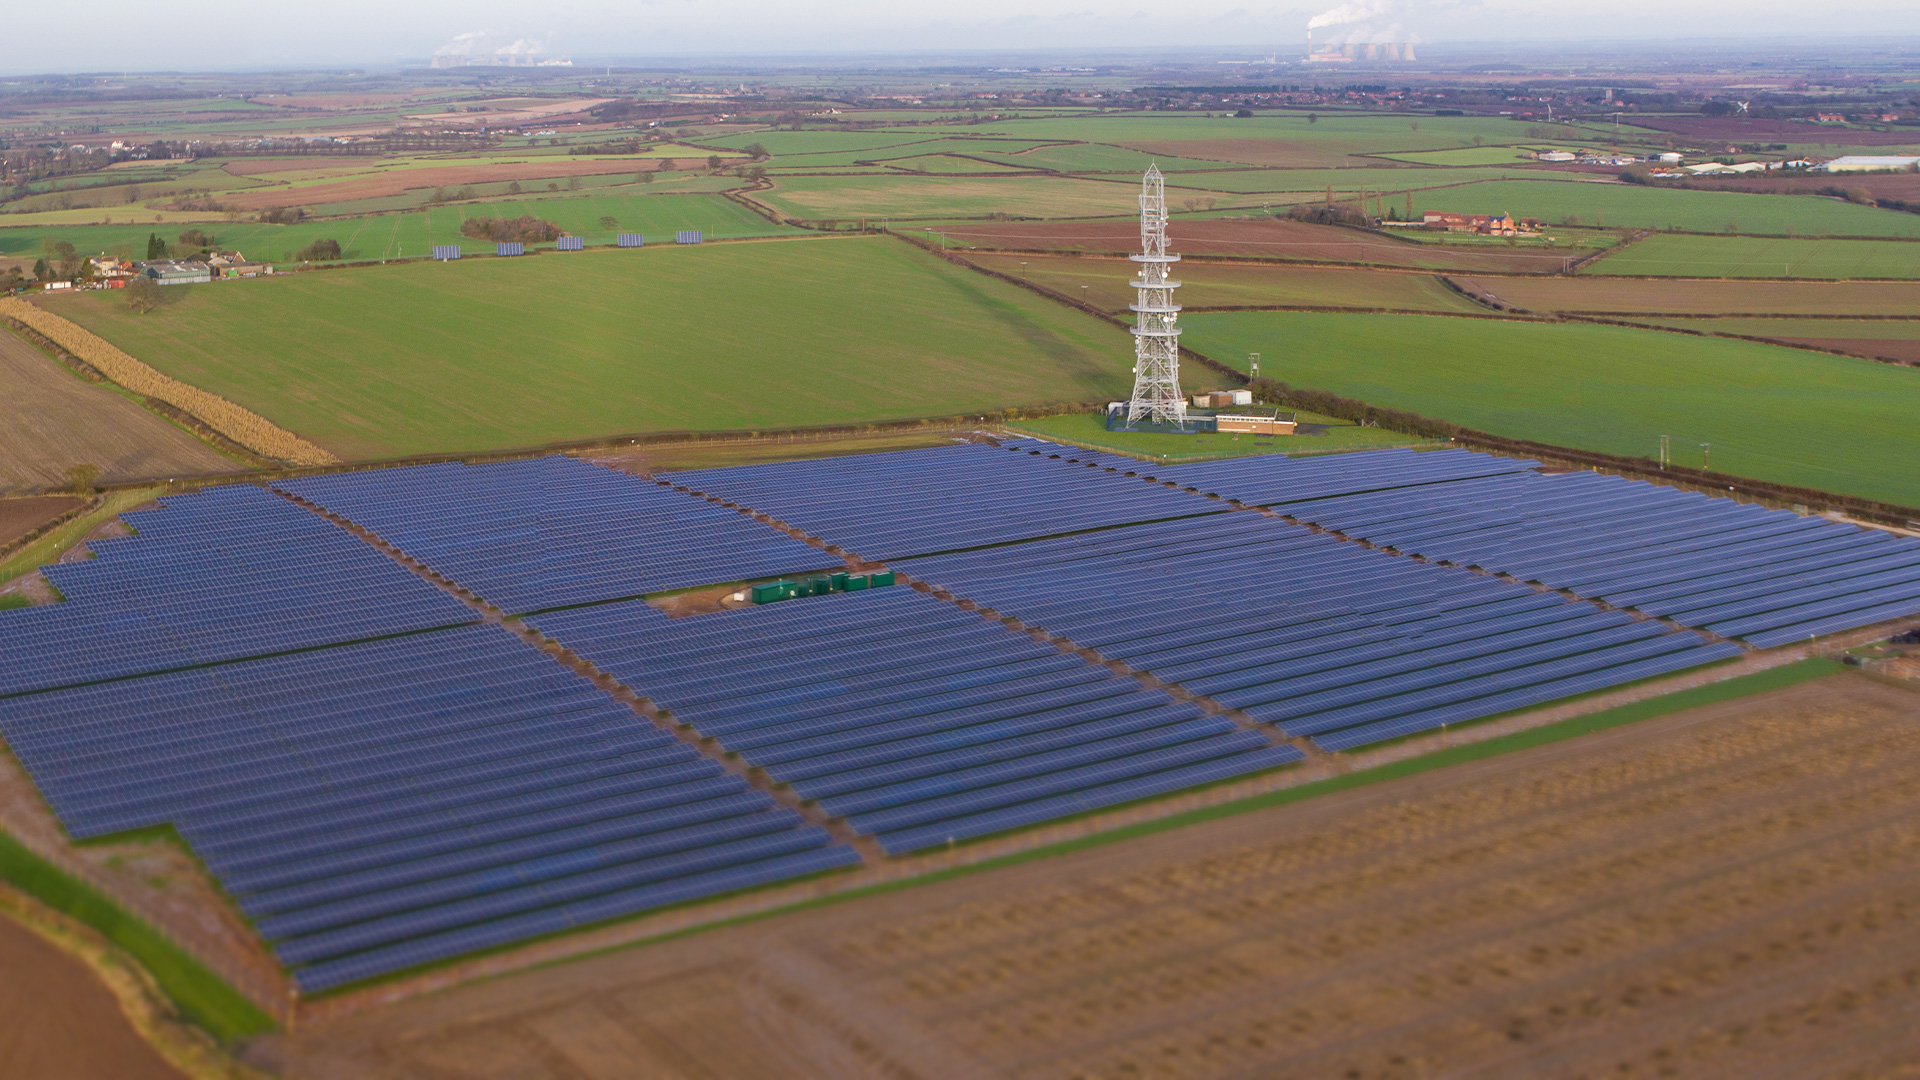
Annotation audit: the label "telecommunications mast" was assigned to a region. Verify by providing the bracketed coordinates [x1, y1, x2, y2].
[1126, 165, 1187, 425]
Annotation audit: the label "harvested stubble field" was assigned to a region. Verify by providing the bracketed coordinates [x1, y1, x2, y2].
[1181, 310, 1920, 507]
[1585, 233, 1920, 278]
[965, 252, 1486, 314]
[5, 298, 334, 467]
[921, 217, 1583, 273]
[254, 674, 1920, 1079]
[48, 236, 1129, 460]
[0, 326, 235, 491]
[1452, 275, 1920, 316]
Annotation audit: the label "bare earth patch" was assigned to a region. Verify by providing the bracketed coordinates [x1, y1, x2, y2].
[0, 327, 234, 492]
[0, 495, 82, 548]
[254, 673, 1920, 1080]
[0, 907, 185, 1080]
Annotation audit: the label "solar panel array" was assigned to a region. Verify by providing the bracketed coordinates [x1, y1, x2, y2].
[1269, 469, 1920, 649]
[0, 624, 854, 992]
[555, 237, 584, 251]
[616, 233, 645, 248]
[430, 245, 460, 261]
[900, 513, 1743, 753]
[1152, 446, 1539, 507]
[496, 242, 524, 257]
[662, 442, 1223, 560]
[530, 588, 1301, 854]
[675, 230, 703, 244]
[275, 457, 831, 614]
[0, 485, 476, 698]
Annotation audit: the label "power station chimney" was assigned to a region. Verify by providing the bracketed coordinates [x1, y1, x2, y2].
[1306, 27, 1312, 60]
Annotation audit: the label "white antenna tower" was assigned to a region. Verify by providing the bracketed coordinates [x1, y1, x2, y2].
[1126, 164, 1186, 425]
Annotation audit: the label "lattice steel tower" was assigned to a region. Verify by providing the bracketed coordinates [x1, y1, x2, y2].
[1126, 165, 1186, 425]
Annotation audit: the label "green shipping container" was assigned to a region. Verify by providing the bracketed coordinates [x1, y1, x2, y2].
[829, 571, 850, 591]
[870, 571, 897, 588]
[844, 574, 870, 591]
[810, 578, 834, 596]
[750, 581, 793, 604]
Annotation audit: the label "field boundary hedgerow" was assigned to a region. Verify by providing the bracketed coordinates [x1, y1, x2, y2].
[0, 300, 335, 466]
[1565, 314, 1920, 370]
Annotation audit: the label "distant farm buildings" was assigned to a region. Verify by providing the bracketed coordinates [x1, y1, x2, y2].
[1820, 155, 1920, 173]
[1419, 211, 1543, 236]
[139, 260, 212, 285]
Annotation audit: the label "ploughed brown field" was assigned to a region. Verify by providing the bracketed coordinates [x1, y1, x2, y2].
[1454, 275, 1920, 316]
[217, 159, 708, 209]
[256, 673, 1920, 1080]
[932, 218, 1580, 273]
[0, 495, 83, 548]
[0, 913, 184, 1080]
[0, 328, 232, 492]
[1777, 337, 1920, 365]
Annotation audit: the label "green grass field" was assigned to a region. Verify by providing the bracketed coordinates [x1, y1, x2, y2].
[1006, 410, 1439, 460]
[1180, 311, 1920, 507]
[0, 191, 798, 263]
[48, 236, 1130, 460]
[1410, 179, 1920, 238]
[1371, 146, 1542, 166]
[1586, 234, 1920, 278]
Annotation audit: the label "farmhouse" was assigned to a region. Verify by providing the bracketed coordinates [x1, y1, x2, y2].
[1420, 211, 1542, 236]
[207, 252, 273, 278]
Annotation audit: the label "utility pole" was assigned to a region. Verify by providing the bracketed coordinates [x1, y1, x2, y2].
[1659, 434, 1669, 469]
[1249, 352, 1261, 379]
[1700, 442, 1711, 471]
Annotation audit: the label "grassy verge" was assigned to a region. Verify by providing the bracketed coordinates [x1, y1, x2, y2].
[1004, 410, 1440, 461]
[0, 488, 162, 587]
[0, 830, 275, 1041]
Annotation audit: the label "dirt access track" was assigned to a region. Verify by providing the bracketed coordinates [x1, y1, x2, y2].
[930, 217, 1585, 274]
[255, 672, 1920, 1080]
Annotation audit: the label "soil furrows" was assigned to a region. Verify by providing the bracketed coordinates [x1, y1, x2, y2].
[820, 708, 1886, 976]
[270, 489, 880, 864]
[806, 696, 1920, 1072]
[947, 722, 1920, 1028]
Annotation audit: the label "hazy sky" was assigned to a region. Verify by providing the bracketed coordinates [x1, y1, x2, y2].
[9, 1, 1920, 72]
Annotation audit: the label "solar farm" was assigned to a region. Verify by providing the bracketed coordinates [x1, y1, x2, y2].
[2, 440, 1916, 1003]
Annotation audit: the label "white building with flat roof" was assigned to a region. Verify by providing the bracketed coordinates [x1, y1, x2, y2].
[1820, 155, 1920, 172]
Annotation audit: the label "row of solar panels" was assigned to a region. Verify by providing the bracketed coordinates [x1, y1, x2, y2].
[0, 487, 478, 697]
[662, 441, 1226, 560]
[528, 587, 1303, 855]
[275, 457, 831, 615]
[0, 622, 858, 992]
[1268, 469, 1920, 649]
[900, 512, 1742, 752]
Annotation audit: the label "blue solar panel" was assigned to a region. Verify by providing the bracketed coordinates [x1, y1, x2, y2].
[496, 242, 524, 257]
[430, 245, 461, 260]
[1268, 468, 1920, 646]
[616, 233, 644, 248]
[675, 230, 703, 244]
[274, 457, 831, 614]
[900, 510, 1736, 753]
[0, 624, 852, 992]
[555, 236, 584, 251]
[530, 588, 1302, 855]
